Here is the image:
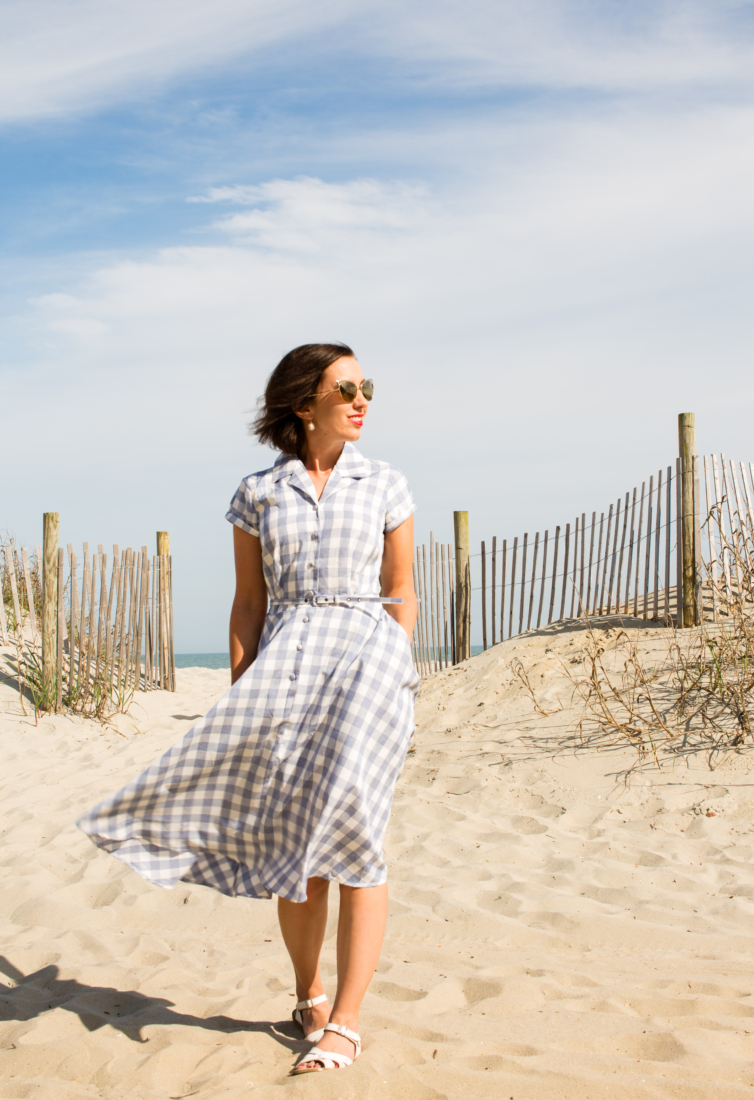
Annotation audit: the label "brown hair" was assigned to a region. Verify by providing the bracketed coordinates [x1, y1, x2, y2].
[250, 342, 355, 456]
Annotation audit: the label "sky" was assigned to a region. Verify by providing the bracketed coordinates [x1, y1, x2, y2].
[2, 0, 754, 650]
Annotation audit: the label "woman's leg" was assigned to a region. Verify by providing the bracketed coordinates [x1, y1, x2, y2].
[296, 881, 388, 1065]
[277, 876, 331, 1035]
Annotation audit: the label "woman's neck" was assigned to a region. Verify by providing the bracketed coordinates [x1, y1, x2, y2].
[299, 439, 346, 475]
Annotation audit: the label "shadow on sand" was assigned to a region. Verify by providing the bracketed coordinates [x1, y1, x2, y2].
[0, 956, 300, 1048]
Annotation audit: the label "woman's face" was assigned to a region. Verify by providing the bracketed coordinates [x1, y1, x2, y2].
[299, 356, 369, 444]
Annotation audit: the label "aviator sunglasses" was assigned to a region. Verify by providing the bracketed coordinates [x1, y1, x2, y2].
[305, 378, 374, 403]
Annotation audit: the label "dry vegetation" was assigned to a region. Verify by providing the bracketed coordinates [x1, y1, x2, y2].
[531, 514, 754, 768]
[1, 539, 127, 722]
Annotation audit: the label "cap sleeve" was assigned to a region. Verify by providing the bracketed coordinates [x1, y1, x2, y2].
[226, 477, 260, 537]
[384, 467, 416, 533]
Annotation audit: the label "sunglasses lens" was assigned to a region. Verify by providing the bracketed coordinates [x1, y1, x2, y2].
[338, 381, 358, 401]
[362, 379, 374, 401]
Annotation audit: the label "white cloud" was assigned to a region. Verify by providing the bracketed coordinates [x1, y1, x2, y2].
[193, 177, 430, 253]
[0, 0, 356, 122]
[3, 0, 754, 123]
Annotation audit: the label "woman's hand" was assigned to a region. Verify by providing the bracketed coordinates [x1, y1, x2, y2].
[380, 516, 417, 639]
[229, 526, 268, 684]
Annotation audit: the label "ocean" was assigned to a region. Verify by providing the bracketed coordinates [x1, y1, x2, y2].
[175, 646, 487, 670]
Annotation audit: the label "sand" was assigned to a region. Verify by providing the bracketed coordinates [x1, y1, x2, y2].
[1, 622, 754, 1099]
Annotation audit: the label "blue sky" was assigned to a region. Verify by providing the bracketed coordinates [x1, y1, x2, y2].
[3, 0, 754, 649]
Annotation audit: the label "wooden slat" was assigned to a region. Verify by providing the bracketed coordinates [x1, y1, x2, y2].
[559, 523, 571, 620]
[598, 506, 614, 616]
[585, 513, 597, 616]
[508, 537, 518, 639]
[434, 538, 442, 667]
[721, 457, 742, 594]
[6, 546, 24, 644]
[536, 530, 549, 628]
[729, 460, 753, 572]
[110, 549, 124, 694]
[675, 460, 683, 624]
[440, 543, 449, 667]
[83, 553, 97, 698]
[118, 550, 133, 695]
[56, 547, 64, 711]
[738, 461, 754, 549]
[168, 554, 175, 690]
[518, 533, 528, 635]
[664, 465, 672, 624]
[481, 540, 488, 651]
[717, 457, 739, 594]
[633, 486, 645, 618]
[448, 543, 456, 666]
[712, 456, 731, 603]
[605, 500, 621, 615]
[614, 493, 630, 616]
[592, 513, 605, 615]
[499, 539, 507, 642]
[77, 548, 89, 689]
[642, 480, 653, 619]
[578, 512, 587, 616]
[547, 527, 560, 624]
[694, 456, 703, 624]
[429, 534, 439, 670]
[127, 549, 139, 688]
[624, 489, 637, 614]
[21, 548, 39, 644]
[94, 550, 107, 691]
[491, 536, 497, 646]
[704, 457, 718, 620]
[527, 532, 540, 631]
[0, 559, 9, 646]
[653, 469, 663, 621]
[569, 518, 578, 618]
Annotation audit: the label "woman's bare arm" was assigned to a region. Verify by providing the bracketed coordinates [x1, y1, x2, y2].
[380, 515, 417, 638]
[229, 526, 268, 684]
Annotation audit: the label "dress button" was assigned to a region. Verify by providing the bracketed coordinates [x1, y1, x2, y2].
[297, 644, 303, 651]
[303, 616, 309, 623]
[289, 674, 296, 681]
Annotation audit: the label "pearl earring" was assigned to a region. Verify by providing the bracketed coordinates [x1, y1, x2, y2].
[307, 421, 315, 431]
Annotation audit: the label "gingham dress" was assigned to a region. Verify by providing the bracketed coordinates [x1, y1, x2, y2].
[77, 443, 419, 903]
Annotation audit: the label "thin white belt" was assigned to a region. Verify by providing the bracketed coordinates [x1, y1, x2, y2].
[269, 595, 403, 606]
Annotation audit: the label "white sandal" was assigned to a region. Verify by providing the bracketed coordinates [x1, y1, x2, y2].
[291, 993, 329, 1042]
[291, 1022, 362, 1074]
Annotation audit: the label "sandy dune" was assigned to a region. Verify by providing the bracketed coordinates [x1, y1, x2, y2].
[1, 622, 753, 1099]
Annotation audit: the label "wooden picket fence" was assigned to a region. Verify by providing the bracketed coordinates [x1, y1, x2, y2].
[411, 452, 754, 678]
[1, 538, 175, 712]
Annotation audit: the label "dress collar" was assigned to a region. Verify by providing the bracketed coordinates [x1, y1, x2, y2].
[272, 442, 371, 503]
[272, 442, 371, 483]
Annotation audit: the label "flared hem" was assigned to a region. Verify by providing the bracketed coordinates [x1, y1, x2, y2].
[80, 828, 387, 903]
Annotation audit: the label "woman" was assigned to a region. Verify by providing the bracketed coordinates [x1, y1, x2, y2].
[77, 342, 419, 1075]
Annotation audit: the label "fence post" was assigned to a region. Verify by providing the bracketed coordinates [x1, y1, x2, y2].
[454, 511, 470, 662]
[42, 512, 59, 701]
[678, 413, 696, 627]
[157, 531, 170, 556]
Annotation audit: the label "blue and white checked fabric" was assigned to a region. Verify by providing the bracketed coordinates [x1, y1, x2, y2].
[77, 444, 420, 903]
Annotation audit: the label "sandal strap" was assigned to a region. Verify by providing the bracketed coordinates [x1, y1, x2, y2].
[323, 1022, 361, 1049]
[295, 993, 328, 1011]
[296, 1046, 354, 1070]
